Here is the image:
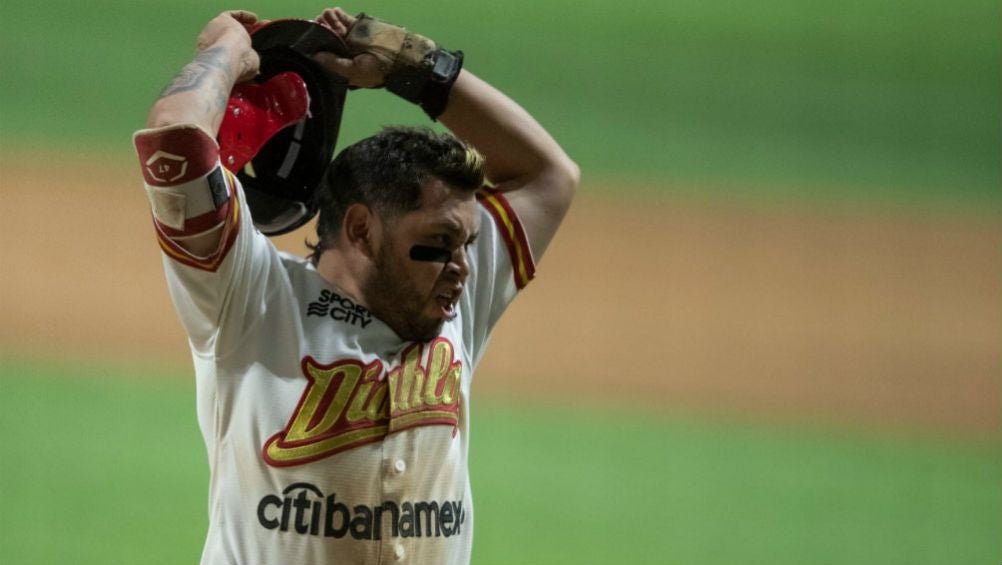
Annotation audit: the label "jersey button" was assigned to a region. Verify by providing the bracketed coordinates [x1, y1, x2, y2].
[393, 543, 405, 560]
[393, 459, 406, 474]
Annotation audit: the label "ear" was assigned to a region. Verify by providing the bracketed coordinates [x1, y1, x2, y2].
[342, 203, 378, 257]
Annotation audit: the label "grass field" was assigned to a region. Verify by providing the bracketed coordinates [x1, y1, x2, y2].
[1, 358, 999, 564]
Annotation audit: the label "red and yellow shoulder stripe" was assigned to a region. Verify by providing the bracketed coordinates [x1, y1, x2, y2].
[476, 188, 535, 290]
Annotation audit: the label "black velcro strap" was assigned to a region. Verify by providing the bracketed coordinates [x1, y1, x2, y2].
[419, 49, 463, 120]
[385, 48, 464, 120]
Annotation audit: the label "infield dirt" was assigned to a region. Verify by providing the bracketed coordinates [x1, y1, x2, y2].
[2, 153, 998, 434]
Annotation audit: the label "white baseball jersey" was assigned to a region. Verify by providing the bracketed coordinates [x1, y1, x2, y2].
[134, 126, 535, 565]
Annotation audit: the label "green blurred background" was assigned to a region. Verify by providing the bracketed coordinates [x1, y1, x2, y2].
[2, 0, 1000, 201]
[1, 0, 999, 563]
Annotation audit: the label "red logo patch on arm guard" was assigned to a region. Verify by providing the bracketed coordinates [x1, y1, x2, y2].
[134, 125, 220, 187]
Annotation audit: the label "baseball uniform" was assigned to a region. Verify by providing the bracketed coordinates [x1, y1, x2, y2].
[134, 125, 535, 565]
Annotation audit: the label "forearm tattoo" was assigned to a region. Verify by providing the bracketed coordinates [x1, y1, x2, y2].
[157, 46, 233, 113]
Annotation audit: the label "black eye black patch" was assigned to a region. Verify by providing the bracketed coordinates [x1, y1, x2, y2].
[409, 245, 452, 263]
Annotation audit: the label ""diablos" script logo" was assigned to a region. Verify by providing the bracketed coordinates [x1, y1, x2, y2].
[263, 338, 463, 467]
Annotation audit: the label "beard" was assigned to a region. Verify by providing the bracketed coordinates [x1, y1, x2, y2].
[364, 241, 445, 342]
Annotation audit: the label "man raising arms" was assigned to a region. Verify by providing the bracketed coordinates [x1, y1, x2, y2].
[134, 8, 577, 564]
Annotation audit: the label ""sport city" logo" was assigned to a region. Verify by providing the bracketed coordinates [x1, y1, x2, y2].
[307, 289, 373, 328]
[258, 482, 466, 540]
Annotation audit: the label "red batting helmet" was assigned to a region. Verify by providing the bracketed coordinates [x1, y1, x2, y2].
[218, 19, 349, 236]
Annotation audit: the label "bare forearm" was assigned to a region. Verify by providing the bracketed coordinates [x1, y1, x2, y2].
[146, 41, 244, 134]
[438, 70, 578, 190]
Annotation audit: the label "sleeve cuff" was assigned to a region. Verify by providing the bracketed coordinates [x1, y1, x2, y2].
[476, 188, 536, 290]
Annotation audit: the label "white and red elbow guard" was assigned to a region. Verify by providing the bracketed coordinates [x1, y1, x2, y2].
[133, 124, 235, 239]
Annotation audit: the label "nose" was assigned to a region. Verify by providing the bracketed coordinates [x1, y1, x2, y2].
[446, 247, 470, 281]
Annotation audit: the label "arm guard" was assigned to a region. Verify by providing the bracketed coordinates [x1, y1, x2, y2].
[134, 124, 232, 237]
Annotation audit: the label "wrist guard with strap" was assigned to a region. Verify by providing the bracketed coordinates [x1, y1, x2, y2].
[346, 14, 464, 120]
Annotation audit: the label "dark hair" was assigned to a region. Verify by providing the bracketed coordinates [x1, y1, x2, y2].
[308, 126, 485, 262]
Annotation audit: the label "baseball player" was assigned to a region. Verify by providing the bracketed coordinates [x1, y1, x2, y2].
[133, 8, 577, 565]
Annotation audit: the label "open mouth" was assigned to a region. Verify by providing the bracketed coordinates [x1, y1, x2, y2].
[436, 288, 460, 321]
